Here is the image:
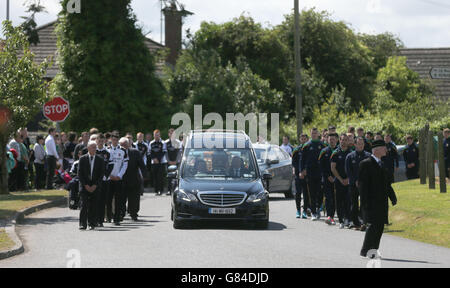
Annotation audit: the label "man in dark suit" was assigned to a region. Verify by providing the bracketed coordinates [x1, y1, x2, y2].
[358, 140, 397, 258]
[78, 141, 105, 230]
[121, 138, 147, 221]
[227, 156, 250, 178]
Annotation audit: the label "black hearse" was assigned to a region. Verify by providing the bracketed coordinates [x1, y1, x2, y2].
[169, 130, 271, 229]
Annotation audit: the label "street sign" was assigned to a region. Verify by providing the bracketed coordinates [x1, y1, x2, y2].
[430, 67, 450, 79]
[43, 97, 70, 122]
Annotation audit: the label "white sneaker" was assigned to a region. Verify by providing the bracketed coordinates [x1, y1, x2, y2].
[339, 223, 345, 229]
[311, 214, 318, 221]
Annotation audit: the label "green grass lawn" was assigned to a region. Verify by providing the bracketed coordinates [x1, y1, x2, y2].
[387, 179, 450, 248]
[0, 190, 67, 252]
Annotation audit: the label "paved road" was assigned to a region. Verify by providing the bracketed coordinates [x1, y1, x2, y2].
[1, 193, 449, 268]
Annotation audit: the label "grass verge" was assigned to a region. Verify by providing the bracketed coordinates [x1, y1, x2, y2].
[387, 179, 450, 248]
[0, 190, 67, 252]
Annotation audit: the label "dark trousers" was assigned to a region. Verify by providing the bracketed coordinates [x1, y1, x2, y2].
[301, 178, 309, 211]
[361, 223, 385, 255]
[323, 179, 335, 218]
[350, 184, 361, 226]
[79, 190, 98, 228]
[152, 163, 165, 193]
[46, 156, 56, 189]
[8, 167, 18, 191]
[294, 177, 305, 212]
[335, 181, 351, 224]
[34, 163, 46, 190]
[108, 180, 123, 223]
[307, 176, 321, 214]
[406, 166, 419, 180]
[127, 184, 140, 218]
[97, 180, 108, 224]
[16, 161, 25, 191]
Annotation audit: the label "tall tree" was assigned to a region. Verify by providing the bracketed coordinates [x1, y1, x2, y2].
[358, 32, 404, 71]
[0, 21, 50, 194]
[276, 9, 375, 111]
[20, 0, 47, 45]
[54, 0, 167, 133]
[173, 10, 378, 120]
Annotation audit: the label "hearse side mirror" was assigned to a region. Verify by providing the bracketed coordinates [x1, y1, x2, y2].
[266, 159, 279, 166]
[167, 165, 178, 179]
[168, 165, 178, 173]
[262, 172, 273, 180]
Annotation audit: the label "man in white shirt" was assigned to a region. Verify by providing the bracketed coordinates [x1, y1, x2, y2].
[280, 135, 294, 157]
[45, 128, 59, 189]
[106, 135, 128, 225]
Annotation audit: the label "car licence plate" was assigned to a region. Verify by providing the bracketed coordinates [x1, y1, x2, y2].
[209, 208, 236, 215]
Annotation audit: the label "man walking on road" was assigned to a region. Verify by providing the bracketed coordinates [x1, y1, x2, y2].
[150, 130, 167, 196]
[78, 141, 105, 230]
[122, 138, 147, 221]
[358, 140, 397, 258]
[301, 128, 326, 221]
[345, 137, 371, 230]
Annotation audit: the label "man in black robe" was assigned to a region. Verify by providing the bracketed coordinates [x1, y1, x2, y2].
[358, 140, 397, 258]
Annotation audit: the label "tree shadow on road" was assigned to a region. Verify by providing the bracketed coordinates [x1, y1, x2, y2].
[18, 216, 78, 226]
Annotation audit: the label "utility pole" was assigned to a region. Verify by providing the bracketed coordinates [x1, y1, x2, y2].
[160, 0, 164, 45]
[6, 0, 10, 21]
[294, 0, 303, 136]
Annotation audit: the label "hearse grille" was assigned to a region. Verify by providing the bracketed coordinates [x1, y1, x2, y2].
[198, 192, 247, 207]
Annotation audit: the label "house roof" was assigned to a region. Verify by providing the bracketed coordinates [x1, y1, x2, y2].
[29, 20, 165, 79]
[399, 48, 450, 101]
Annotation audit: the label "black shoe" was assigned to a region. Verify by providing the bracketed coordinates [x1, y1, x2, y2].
[360, 250, 368, 258]
[166, 191, 171, 196]
[88, 226, 95, 231]
[98, 223, 104, 228]
[106, 219, 112, 223]
[156, 191, 162, 196]
[132, 217, 138, 222]
[113, 222, 121, 226]
[79, 226, 87, 230]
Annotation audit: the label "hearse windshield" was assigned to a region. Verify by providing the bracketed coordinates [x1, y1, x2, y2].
[182, 148, 258, 180]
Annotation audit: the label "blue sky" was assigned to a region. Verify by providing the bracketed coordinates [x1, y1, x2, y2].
[2, 0, 450, 48]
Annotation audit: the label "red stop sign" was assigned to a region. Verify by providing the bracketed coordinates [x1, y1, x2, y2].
[43, 97, 70, 122]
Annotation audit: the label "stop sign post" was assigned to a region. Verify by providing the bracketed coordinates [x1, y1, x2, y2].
[43, 97, 70, 123]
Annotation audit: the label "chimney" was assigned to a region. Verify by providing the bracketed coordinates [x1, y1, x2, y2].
[163, 3, 193, 66]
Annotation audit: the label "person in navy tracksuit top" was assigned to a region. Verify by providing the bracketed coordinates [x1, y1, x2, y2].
[319, 133, 338, 225]
[345, 137, 371, 230]
[293, 134, 310, 219]
[331, 134, 352, 228]
[443, 128, 449, 178]
[403, 135, 419, 180]
[300, 128, 326, 220]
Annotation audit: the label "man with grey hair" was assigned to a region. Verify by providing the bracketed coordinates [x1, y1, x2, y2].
[121, 137, 147, 221]
[106, 135, 128, 225]
[358, 140, 397, 258]
[78, 141, 105, 230]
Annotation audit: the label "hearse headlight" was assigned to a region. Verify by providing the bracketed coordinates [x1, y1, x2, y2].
[247, 191, 267, 203]
[178, 189, 198, 202]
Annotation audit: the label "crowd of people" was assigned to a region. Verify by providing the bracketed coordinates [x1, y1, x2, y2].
[281, 126, 450, 230]
[5, 127, 182, 230]
[3, 125, 449, 234]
